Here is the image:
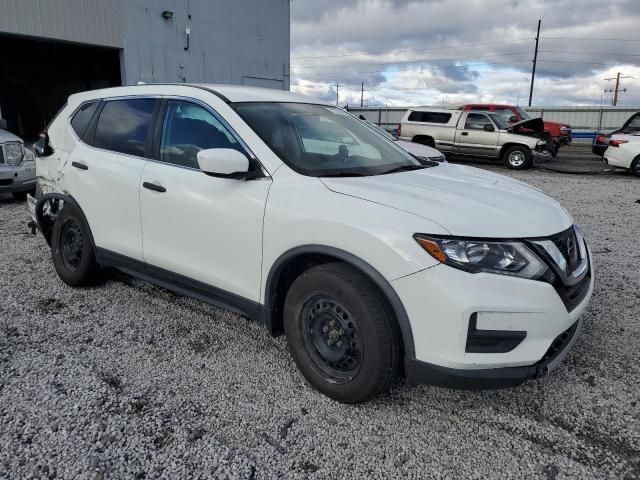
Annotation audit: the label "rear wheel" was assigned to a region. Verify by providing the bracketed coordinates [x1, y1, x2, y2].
[503, 145, 532, 170]
[413, 136, 435, 148]
[283, 263, 401, 403]
[630, 156, 640, 177]
[51, 204, 98, 286]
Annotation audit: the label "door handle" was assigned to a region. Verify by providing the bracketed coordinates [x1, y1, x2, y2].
[461, 132, 469, 136]
[143, 181, 166, 193]
[72, 161, 88, 170]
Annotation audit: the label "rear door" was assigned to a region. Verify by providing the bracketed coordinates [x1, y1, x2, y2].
[454, 113, 500, 156]
[64, 97, 157, 261]
[139, 98, 271, 303]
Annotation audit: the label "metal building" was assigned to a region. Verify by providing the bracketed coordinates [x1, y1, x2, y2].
[0, 0, 290, 139]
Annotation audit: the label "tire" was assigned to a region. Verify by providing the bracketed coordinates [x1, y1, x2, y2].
[283, 262, 401, 403]
[630, 156, 640, 177]
[413, 136, 435, 148]
[503, 145, 533, 170]
[51, 203, 98, 287]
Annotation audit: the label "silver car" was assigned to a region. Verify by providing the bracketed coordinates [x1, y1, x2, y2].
[0, 119, 36, 200]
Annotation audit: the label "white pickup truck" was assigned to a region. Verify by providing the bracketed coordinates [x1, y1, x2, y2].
[398, 108, 552, 169]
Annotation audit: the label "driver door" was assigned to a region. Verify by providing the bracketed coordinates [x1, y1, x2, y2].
[455, 113, 500, 156]
[140, 99, 271, 303]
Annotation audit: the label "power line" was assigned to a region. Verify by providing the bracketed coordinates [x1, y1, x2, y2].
[540, 50, 640, 57]
[291, 51, 530, 70]
[542, 36, 640, 42]
[291, 38, 532, 61]
[291, 60, 532, 77]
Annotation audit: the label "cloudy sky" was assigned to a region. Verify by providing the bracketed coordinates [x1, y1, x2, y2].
[290, 0, 640, 107]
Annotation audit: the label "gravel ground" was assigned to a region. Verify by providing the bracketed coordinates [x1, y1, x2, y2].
[1, 160, 639, 479]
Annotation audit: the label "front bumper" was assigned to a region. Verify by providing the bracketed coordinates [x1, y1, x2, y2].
[393, 248, 594, 389]
[533, 149, 553, 163]
[405, 319, 581, 389]
[0, 163, 36, 194]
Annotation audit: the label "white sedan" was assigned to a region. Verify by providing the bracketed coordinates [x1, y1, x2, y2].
[362, 119, 446, 163]
[604, 133, 640, 176]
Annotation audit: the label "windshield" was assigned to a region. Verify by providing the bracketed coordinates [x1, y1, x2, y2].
[365, 121, 397, 141]
[516, 107, 531, 120]
[234, 103, 425, 177]
[489, 113, 510, 130]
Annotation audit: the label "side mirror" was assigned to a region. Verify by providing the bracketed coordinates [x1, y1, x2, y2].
[483, 124, 495, 132]
[509, 115, 518, 123]
[197, 148, 252, 179]
[0, 118, 7, 130]
[34, 132, 54, 157]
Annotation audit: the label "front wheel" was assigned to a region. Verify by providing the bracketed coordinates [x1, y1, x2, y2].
[51, 203, 98, 287]
[283, 263, 401, 403]
[503, 145, 533, 170]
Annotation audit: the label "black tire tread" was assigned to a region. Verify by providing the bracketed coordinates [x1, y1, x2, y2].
[51, 204, 98, 287]
[284, 262, 401, 403]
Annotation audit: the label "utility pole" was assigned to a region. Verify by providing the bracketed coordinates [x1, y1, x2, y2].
[360, 82, 364, 108]
[604, 72, 632, 106]
[528, 19, 541, 107]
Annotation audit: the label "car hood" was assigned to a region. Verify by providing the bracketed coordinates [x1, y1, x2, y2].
[321, 163, 572, 238]
[0, 129, 23, 144]
[395, 139, 444, 159]
[544, 120, 570, 128]
[506, 117, 545, 134]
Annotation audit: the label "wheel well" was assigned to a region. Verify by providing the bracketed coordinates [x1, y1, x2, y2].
[499, 143, 530, 159]
[264, 248, 414, 362]
[266, 253, 346, 336]
[412, 135, 435, 146]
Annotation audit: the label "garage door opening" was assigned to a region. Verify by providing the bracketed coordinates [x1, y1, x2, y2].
[0, 34, 121, 142]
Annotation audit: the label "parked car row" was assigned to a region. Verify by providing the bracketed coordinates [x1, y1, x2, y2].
[593, 111, 640, 176]
[0, 119, 37, 199]
[396, 107, 552, 170]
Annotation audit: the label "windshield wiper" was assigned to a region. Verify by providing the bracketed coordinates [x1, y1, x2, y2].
[380, 164, 429, 175]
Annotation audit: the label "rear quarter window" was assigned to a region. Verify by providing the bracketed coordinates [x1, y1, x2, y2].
[407, 111, 452, 124]
[70, 102, 99, 139]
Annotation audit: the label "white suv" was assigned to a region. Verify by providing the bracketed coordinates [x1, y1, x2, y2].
[29, 84, 593, 403]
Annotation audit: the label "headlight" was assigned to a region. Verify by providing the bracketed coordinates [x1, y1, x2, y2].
[536, 140, 546, 147]
[4, 142, 24, 166]
[427, 155, 446, 163]
[414, 234, 548, 279]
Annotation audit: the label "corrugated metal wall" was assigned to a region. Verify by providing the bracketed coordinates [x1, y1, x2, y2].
[0, 0, 124, 48]
[121, 0, 290, 88]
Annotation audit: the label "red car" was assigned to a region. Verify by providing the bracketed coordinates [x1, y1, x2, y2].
[460, 104, 572, 154]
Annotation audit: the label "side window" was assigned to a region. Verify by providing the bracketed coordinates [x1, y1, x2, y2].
[464, 113, 493, 130]
[70, 101, 99, 138]
[407, 111, 452, 124]
[160, 100, 242, 169]
[93, 98, 156, 157]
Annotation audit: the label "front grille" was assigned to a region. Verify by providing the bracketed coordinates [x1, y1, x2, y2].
[529, 226, 591, 312]
[549, 227, 581, 273]
[554, 266, 591, 312]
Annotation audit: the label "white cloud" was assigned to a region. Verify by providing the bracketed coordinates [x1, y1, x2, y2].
[291, 0, 640, 106]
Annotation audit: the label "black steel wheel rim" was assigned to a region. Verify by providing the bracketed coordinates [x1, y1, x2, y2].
[60, 219, 83, 271]
[300, 296, 363, 383]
